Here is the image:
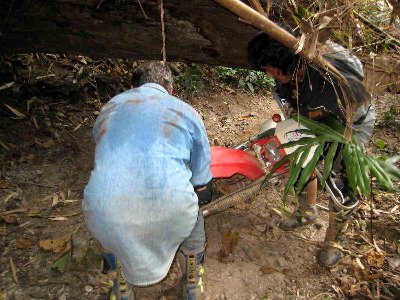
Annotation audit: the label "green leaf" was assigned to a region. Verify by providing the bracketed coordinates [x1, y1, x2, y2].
[265, 150, 299, 178]
[354, 145, 368, 196]
[343, 143, 357, 191]
[246, 82, 254, 93]
[283, 145, 312, 198]
[321, 141, 339, 188]
[364, 155, 395, 191]
[386, 155, 400, 165]
[357, 146, 371, 196]
[375, 157, 400, 181]
[297, 142, 324, 193]
[276, 115, 399, 197]
[376, 139, 386, 150]
[293, 114, 347, 141]
[262, 150, 300, 188]
[51, 252, 71, 272]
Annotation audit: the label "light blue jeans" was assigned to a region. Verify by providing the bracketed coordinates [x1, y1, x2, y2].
[179, 211, 205, 254]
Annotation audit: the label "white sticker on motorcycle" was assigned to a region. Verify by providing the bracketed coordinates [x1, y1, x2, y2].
[284, 130, 303, 142]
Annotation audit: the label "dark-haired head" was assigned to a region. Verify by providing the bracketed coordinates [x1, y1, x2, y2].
[131, 62, 173, 94]
[247, 25, 299, 76]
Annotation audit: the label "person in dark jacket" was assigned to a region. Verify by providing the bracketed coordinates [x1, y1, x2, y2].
[248, 27, 375, 267]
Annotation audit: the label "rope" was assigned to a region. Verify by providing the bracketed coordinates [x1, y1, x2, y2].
[158, 0, 167, 64]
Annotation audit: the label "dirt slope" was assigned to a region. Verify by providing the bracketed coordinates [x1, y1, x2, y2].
[0, 57, 399, 300]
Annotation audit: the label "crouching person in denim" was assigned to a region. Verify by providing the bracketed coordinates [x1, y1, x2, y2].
[82, 62, 212, 300]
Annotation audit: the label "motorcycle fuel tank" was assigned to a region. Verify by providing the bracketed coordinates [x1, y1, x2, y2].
[210, 146, 265, 180]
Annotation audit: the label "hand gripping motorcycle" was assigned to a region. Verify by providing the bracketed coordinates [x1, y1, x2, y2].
[201, 114, 358, 217]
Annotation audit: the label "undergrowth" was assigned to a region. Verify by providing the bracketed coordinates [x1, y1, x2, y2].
[172, 63, 274, 99]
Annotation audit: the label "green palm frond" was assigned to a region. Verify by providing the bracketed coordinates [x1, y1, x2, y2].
[265, 114, 400, 198]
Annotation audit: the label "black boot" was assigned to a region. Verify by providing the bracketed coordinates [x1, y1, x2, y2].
[317, 202, 353, 267]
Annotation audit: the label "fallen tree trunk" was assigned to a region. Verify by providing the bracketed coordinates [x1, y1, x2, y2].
[0, 0, 260, 68]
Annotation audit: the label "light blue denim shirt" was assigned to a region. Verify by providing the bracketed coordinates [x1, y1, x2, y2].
[83, 83, 212, 285]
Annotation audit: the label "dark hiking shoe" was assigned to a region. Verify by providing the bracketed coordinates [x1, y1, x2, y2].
[317, 244, 342, 267]
[279, 205, 318, 230]
[280, 177, 318, 230]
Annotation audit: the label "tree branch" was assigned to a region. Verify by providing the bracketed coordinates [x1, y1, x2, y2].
[213, 0, 356, 138]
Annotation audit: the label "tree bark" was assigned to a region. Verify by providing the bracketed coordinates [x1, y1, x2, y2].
[0, 0, 262, 68]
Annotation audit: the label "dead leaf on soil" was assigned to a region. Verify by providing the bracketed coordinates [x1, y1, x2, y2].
[3, 192, 18, 204]
[0, 140, 10, 152]
[35, 138, 56, 149]
[1, 215, 19, 225]
[352, 259, 366, 280]
[364, 271, 382, 280]
[0, 208, 26, 215]
[49, 216, 68, 221]
[32, 115, 39, 129]
[15, 239, 33, 249]
[42, 192, 58, 202]
[0, 226, 7, 236]
[73, 123, 83, 132]
[39, 235, 71, 253]
[4, 104, 25, 119]
[28, 209, 42, 217]
[366, 251, 385, 268]
[64, 200, 79, 203]
[259, 265, 278, 275]
[18, 153, 35, 163]
[0, 180, 10, 189]
[9, 257, 18, 283]
[238, 114, 255, 120]
[52, 194, 60, 206]
[355, 257, 365, 270]
[218, 229, 240, 260]
[0, 81, 15, 91]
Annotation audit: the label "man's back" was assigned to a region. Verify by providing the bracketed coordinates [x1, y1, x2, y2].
[85, 83, 209, 199]
[83, 82, 211, 285]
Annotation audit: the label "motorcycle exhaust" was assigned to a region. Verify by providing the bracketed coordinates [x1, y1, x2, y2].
[201, 176, 267, 217]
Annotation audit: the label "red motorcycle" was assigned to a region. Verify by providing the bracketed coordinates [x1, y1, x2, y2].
[201, 113, 353, 216]
[201, 113, 291, 216]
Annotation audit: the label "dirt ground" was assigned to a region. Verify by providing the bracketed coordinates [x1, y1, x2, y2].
[0, 55, 399, 300]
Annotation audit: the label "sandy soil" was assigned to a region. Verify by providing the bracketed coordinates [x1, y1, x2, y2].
[0, 56, 399, 300]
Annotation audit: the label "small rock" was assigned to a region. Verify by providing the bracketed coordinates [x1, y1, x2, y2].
[84, 285, 93, 293]
[387, 257, 400, 269]
[58, 293, 67, 300]
[68, 229, 102, 271]
[29, 286, 49, 299]
[276, 257, 289, 268]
